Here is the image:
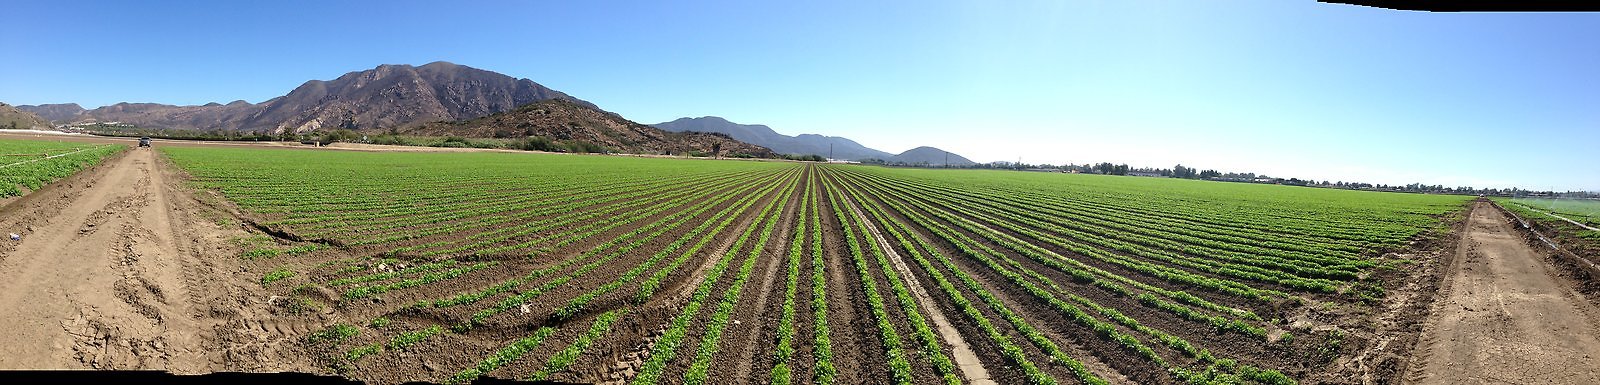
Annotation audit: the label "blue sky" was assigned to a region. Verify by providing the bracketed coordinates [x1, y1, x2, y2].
[3, 1, 1596, 191]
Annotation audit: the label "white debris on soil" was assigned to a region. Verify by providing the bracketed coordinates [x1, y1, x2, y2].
[8, 233, 18, 241]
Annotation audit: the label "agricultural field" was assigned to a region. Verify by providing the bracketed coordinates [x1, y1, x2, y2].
[1496, 197, 1600, 249]
[0, 137, 126, 197]
[1505, 198, 1600, 226]
[152, 145, 1471, 385]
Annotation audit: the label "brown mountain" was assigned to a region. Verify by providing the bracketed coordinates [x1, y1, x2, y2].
[24, 62, 594, 133]
[404, 99, 773, 157]
[13, 103, 85, 122]
[0, 103, 54, 130]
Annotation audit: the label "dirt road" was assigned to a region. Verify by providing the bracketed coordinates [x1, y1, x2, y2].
[1409, 202, 1600, 384]
[0, 148, 296, 372]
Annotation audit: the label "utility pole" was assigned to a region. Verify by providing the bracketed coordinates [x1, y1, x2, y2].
[829, 142, 833, 161]
[944, 150, 949, 168]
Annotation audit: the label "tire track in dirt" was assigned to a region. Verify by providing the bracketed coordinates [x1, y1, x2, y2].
[1407, 201, 1600, 384]
[0, 148, 151, 368]
[0, 148, 292, 372]
[832, 173, 996, 385]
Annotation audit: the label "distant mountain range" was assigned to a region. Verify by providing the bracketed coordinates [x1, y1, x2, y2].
[14, 103, 83, 123]
[18, 61, 594, 133]
[403, 99, 772, 157]
[0, 103, 53, 130]
[12, 62, 972, 162]
[653, 116, 974, 165]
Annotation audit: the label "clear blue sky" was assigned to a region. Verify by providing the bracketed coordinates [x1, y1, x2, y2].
[3, 1, 1596, 191]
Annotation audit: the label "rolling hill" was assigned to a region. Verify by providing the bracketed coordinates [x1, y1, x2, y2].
[0, 103, 53, 130]
[18, 62, 594, 133]
[402, 99, 772, 157]
[653, 116, 973, 165]
[888, 146, 975, 166]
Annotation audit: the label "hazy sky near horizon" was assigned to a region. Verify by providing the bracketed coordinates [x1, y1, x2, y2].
[3, 1, 1596, 191]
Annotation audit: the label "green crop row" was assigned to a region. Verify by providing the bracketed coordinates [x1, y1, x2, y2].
[558, 168, 787, 321]
[820, 179, 917, 385]
[770, 171, 812, 384]
[448, 327, 554, 384]
[529, 309, 627, 381]
[629, 171, 799, 385]
[834, 171, 1100, 385]
[0, 139, 124, 197]
[681, 174, 796, 385]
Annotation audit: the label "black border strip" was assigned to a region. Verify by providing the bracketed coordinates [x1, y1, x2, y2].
[1321, 0, 1600, 12]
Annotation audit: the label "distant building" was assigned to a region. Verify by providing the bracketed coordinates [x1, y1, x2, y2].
[1128, 171, 1164, 177]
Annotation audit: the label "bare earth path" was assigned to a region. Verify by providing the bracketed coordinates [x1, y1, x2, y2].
[836, 185, 996, 385]
[1409, 202, 1600, 384]
[0, 148, 287, 372]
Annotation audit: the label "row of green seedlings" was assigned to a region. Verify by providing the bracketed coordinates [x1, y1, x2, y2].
[218, 175, 488, 215]
[828, 169, 1292, 384]
[337, 171, 730, 246]
[457, 170, 757, 258]
[851, 170, 1312, 298]
[281, 170, 706, 229]
[241, 243, 325, 260]
[922, 187, 1286, 302]
[0, 141, 103, 167]
[553, 168, 794, 321]
[268, 178, 542, 227]
[212, 169, 505, 208]
[833, 170, 1186, 380]
[629, 169, 800, 303]
[439, 168, 794, 383]
[870, 175, 1365, 279]
[344, 170, 780, 308]
[932, 175, 1395, 245]
[342, 261, 498, 300]
[805, 169, 839, 384]
[769, 170, 813, 384]
[528, 309, 628, 381]
[341, 174, 703, 246]
[445, 309, 627, 383]
[270, 167, 752, 229]
[878, 176, 1343, 294]
[332, 171, 755, 370]
[834, 171, 1104, 385]
[342, 321, 445, 362]
[1039, 194, 1366, 266]
[425, 173, 759, 254]
[835, 169, 1264, 331]
[1098, 191, 1414, 245]
[678, 170, 798, 385]
[0, 144, 125, 197]
[378, 181, 654, 255]
[985, 182, 1369, 259]
[327, 259, 460, 287]
[459, 169, 794, 331]
[838, 169, 1285, 307]
[821, 178, 960, 385]
[628, 171, 800, 385]
[400, 170, 752, 256]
